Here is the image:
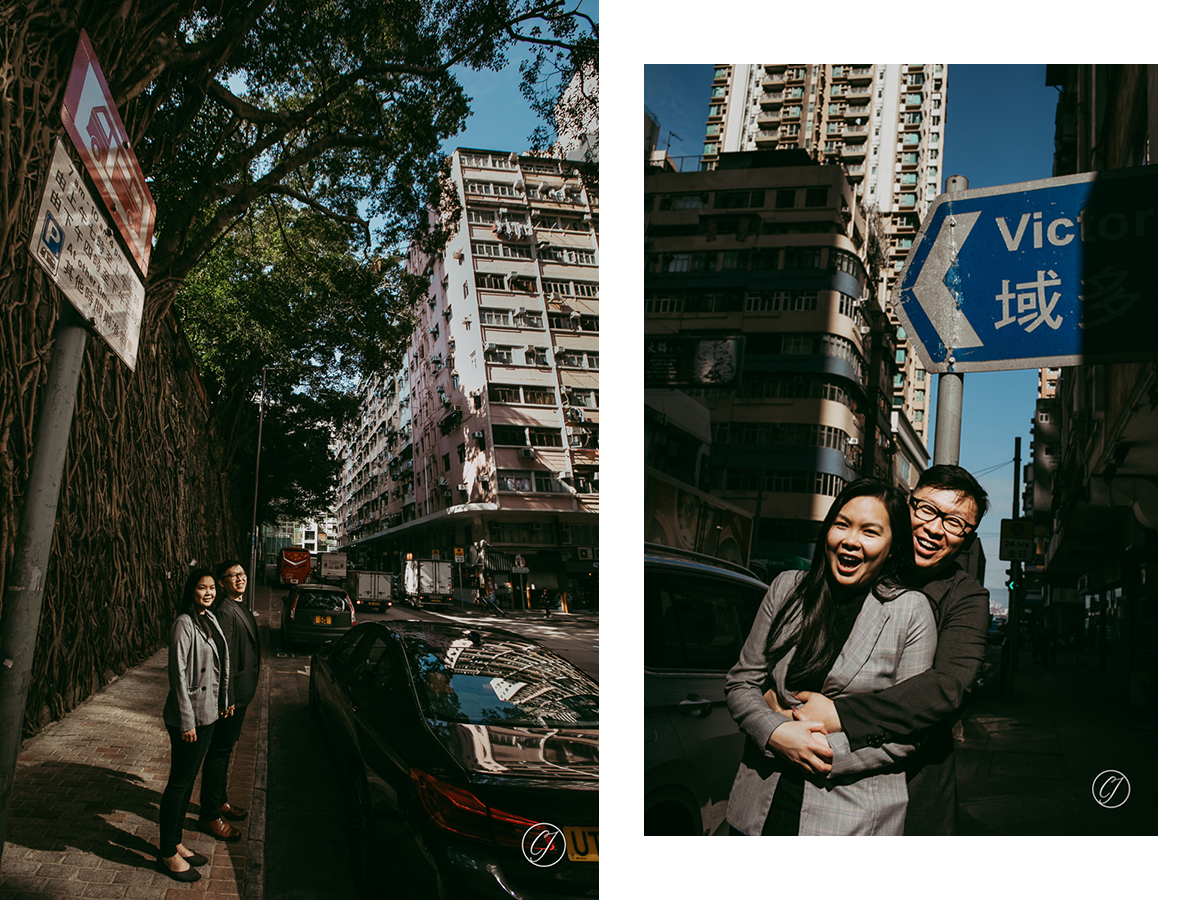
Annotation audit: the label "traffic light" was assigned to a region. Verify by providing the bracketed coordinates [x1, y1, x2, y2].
[1005, 568, 1023, 592]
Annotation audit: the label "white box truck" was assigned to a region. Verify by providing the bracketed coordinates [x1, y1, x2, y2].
[402, 558, 452, 606]
[348, 570, 393, 612]
[317, 552, 347, 584]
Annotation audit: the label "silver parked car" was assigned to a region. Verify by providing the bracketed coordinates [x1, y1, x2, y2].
[644, 544, 770, 835]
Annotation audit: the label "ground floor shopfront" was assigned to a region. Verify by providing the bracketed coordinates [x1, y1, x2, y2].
[339, 504, 599, 612]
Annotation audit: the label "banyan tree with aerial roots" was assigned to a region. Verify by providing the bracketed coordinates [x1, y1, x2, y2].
[0, 0, 598, 734]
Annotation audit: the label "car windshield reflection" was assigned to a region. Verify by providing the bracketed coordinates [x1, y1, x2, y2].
[403, 633, 598, 729]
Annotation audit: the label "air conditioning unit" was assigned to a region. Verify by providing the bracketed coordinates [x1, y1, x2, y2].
[578, 547, 594, 560]
[516, 307, 526, 317]
[472, 431, 485, 439]
[847, 438, 860, 446]
[520, 448, 536, 459]
[437, 477, 448, 487]
[486, 342, 497, 351]
[456, 483, 468, 492]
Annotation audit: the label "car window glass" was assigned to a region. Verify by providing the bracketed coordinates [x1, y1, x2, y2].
[298, 590, 349, 611]
[332, 629, 366, 668]
[646, 570, 765, 671]
[348, 633, 390, 687]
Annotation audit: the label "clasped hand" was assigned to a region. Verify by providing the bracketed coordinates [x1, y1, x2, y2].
[764, 688, 836, 775]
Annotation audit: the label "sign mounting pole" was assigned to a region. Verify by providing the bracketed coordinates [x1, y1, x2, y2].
[0, 306, 89, 866]
[932, 175, 969, 465]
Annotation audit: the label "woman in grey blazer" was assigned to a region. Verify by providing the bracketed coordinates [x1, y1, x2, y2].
[157, 568, 232, 881]
[725, 478, 936, 835]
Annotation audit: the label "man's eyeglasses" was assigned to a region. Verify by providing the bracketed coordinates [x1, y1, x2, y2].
[909, 498, 976, 537]
[224, 571, 248, 581]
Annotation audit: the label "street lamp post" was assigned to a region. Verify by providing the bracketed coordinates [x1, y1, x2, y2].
[247, 365, 271, 617]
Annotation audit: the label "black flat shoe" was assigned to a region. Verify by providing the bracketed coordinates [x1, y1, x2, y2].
[156, 858, 201, 882]
[180, 851, 208, 867]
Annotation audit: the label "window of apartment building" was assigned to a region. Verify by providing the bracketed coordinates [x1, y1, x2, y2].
[510, 275, 537, 292]
[569, 389, 598, 409]
[467, 209, 496, 224]
[441, 452, 451, 473]
[496, 470, 534, 492]
[750, 248, 778, 271]
[896, 348, 907, 363]
[721, 250, 748, 271]
[484, 345, 514, 364]
[466, 181, 517, 197]
[534, 471, 570, 493]
[574, 468, 599, 494]
[493, 425, 527, 445]
[666, 252, 689, 273]
[708, 104, 721, 117]
[661, 193, 707, 211]
[711, 86, 725, 99]
[481, 308, 510, 326]
[913, 390, 925, 403]
[899, 192, 916, 206]
[829, 248, 865, 281]
[894, 373, 906, 387]
[775, 189, 796, 208]
[525, 346, 549, 366]
[489, 384, 521, 404]
[529, 427, 563, 447]
[568, 424, 598, 448]
[916, 369, 926, 382]
[561, 350, 598, 369]
[714, 190, 765, 209]
[744, 291, 778, 313]
[903, 133, 920, 146]
[784, 247, 822, 270]
[476, 272, 505, 290]
[525, 386, 557, 405]
[473, 242, 532, 259]
[805, 187, 829, 208]
[900, 172, 918, 185]
[644, 294, 683, 314]
[704, 142, 718, 155]
[573, 282, 598, 298]
[457, 442, 466, 463]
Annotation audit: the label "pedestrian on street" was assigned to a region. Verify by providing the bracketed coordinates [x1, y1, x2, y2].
[198, 559, 260, 842]
[158, 568, 232, 883]
[541, 588, 556, 618]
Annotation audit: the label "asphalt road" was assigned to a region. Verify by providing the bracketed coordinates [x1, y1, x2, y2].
[257, 586, 599, 899]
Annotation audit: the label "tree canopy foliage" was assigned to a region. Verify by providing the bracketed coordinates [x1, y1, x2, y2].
[0, 0, 598, 732]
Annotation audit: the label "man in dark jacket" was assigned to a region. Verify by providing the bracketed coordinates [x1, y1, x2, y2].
[198, 559, 260, 841]
[770, 465, 991, 834]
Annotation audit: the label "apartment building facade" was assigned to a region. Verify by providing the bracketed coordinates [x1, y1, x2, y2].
[705, 63, 948, 448]
[644, 151, 898, 567]
[338, 148, 600, 610]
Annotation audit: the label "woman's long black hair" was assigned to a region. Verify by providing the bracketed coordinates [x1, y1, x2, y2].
[763, 478, 919, 688]
[178, 567, 217, 641]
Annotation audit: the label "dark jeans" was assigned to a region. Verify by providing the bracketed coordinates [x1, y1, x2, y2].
[160, 722, 214, 856]
[199, 704, 248, 820]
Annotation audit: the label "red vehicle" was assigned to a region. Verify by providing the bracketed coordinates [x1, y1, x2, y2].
[277, 546, 312, 586]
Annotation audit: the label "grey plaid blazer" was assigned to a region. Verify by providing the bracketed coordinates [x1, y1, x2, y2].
[725, 570, 936, 835]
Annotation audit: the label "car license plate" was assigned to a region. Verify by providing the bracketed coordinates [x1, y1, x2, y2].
[314, 615, 332, 625]
[565, 826, 598, 861]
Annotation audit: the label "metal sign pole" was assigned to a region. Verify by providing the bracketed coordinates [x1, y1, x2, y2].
[0, 305, 89, 866]
[931, 176, 968, 466]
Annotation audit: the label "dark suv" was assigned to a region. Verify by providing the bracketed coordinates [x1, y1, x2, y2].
[644, 544, 770, 835]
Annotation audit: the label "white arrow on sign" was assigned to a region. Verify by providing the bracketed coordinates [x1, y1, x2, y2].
[912, 210, 984, 350]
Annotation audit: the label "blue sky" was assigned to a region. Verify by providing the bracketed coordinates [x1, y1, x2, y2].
[644, 64, 1062, 608]
[446, 1, 599, 155]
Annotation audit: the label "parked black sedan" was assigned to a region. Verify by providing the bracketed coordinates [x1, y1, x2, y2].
[309, 621, 598, 899]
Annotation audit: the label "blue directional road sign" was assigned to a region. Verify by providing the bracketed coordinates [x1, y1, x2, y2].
[894, 166, 1156, 373]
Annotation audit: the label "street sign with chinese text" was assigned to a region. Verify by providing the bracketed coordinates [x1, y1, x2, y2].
[60, 29, 156, 276]
[999, 518, 1034, 561]
[894, 167, 1156, 373]
[28, 138, 145, 370]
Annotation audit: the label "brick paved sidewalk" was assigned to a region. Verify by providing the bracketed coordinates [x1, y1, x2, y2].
[0, 648, 264, 899]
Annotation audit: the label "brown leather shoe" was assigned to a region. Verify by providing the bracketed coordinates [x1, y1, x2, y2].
[220, 802, 249, 821]
[199, 817, 242, 841]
